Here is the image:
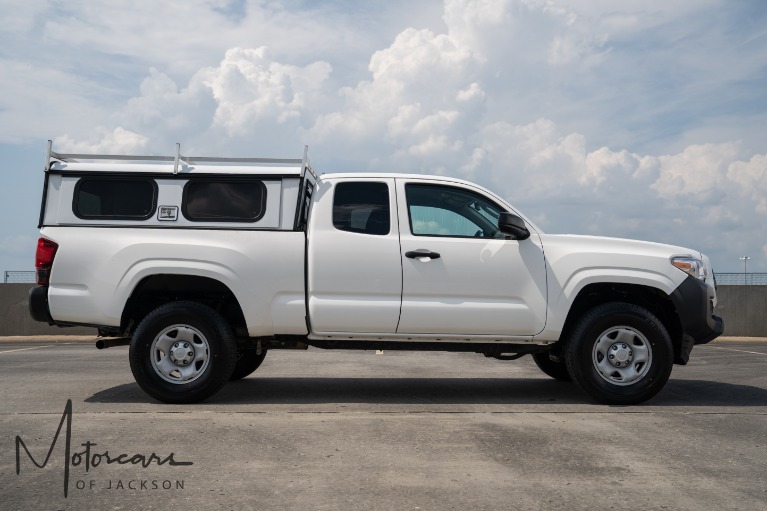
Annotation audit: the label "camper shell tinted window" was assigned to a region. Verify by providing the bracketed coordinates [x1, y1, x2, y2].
[182, 179, 267, 222]
[73, 178, 157, 220]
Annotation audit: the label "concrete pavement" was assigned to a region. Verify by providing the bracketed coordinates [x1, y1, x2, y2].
[1, 340, 766, 510]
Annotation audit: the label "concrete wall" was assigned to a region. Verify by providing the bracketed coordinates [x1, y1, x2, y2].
[0, 283, 764, 337]
[0, 284, 96, 336]
[715, 285, 767, 337]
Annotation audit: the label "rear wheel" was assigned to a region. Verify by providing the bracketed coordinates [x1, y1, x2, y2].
[129, 301, 237, 403]
[565, 302, 673, 405]
[230, 350, 267, 380]
[532, 351, 572, 381]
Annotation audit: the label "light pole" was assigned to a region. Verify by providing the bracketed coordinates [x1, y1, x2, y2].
[740, 256, 750, 284]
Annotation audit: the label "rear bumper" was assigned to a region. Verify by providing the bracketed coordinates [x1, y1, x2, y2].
[669, 275, 724, 364]
[29, 286, 55, 324]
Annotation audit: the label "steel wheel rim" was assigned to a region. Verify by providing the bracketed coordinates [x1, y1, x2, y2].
[150, 324, 210, 384]
[592, 326, 652, 386]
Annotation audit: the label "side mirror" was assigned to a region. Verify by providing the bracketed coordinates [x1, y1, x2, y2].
[498, 212, 530, 240]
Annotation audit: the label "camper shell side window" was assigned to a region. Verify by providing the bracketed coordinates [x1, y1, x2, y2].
[73, 177, 157, 220]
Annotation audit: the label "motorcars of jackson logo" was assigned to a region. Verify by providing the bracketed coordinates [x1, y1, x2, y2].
[15, 400, 193, 498]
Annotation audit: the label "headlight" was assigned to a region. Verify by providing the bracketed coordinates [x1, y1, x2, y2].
[671, 256, 708, 281]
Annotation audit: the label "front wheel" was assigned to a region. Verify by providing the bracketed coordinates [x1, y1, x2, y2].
[565, 302, 673, 405]
[129, 301, 237, 403]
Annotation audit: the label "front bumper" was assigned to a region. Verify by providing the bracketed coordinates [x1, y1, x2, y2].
[29, 286, 54, 324]
[669, 275, 724, 364]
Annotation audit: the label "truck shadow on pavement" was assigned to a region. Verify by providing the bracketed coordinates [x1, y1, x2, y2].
[85, 378, 767, 407]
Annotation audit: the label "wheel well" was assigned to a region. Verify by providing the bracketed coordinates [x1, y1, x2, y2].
[120, 274, 248, 337]
[560, 283, 684, 363]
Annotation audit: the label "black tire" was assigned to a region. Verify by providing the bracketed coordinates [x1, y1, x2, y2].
[129, 301, 237, 404]
[230, 350, 267, 380]
[532, 351, 572, 381]
[564, 302, 673, 405]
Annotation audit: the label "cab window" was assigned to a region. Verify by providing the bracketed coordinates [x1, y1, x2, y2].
[332, 182, 390, 235]
[405, 183, 503, 238]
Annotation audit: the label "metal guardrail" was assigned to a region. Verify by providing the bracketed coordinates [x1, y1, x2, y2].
[3, 271, 36, 284]
[715, 273, 767, 285]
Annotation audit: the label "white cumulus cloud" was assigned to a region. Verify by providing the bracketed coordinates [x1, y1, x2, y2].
[727, 154, 767, 213]
[204, 47, 332, 135]
[55, 127, 149, 154]
[2, 0, 767, 271]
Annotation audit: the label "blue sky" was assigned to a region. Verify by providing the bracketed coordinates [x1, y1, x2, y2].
[1, 0, 766, 275]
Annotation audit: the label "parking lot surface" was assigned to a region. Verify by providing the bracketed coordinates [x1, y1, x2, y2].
[1, 338, 765, 510]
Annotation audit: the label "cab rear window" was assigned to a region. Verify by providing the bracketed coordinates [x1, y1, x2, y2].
[73, 178, 157, 220]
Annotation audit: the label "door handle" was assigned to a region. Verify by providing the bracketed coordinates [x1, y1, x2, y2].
[405, 249, 441, 260]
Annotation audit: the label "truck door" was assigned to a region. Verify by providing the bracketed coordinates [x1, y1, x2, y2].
[307, 178, 402, 334]
[395, 179, 547, 337]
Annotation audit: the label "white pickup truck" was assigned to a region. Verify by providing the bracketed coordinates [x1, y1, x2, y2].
[30, 143, 723, 404]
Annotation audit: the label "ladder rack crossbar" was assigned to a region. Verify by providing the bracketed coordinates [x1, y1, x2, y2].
[50, 151, 303, 166]
[46, 141, 310, 172]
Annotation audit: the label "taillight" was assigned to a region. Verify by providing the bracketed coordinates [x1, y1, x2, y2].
[35, 238, 58, 286]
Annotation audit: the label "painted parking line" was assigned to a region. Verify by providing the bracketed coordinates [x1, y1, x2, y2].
[0, 344, 71, 354]
[708, 346, 767, 356]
